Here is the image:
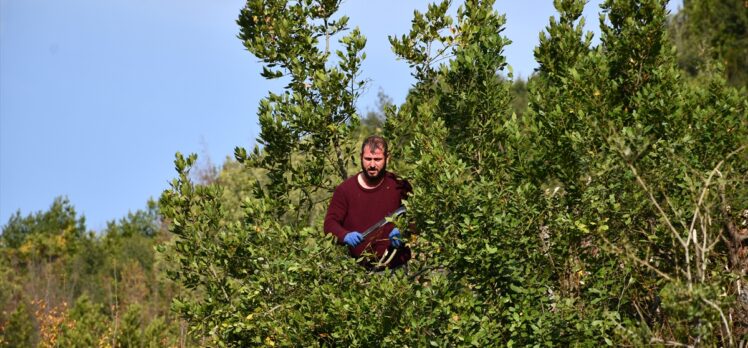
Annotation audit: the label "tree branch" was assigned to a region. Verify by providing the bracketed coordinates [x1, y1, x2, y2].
[601, 235, 672, 281]
[700, 295, 733, 347]
[627, 162, 686, 249]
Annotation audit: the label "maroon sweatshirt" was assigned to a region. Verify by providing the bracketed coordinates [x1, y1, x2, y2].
[324, 172, 411, 260]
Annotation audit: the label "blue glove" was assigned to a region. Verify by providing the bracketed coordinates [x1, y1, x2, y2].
[343, 231, 363, 247]
[389, 228, 402, 248]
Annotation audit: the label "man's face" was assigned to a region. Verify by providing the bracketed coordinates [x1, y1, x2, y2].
[361, 145, 387, 181]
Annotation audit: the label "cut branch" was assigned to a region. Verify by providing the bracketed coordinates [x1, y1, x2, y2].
[627, 163, 686, 249]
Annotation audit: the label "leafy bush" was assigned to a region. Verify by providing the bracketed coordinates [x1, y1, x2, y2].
[160, 0, 748, 346]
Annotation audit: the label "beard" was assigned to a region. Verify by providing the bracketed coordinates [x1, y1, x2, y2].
[361, 161, 387, 183]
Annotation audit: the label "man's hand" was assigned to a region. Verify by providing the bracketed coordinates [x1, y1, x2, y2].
[343, 231, 363, 247]
[389, 228, 402, 248]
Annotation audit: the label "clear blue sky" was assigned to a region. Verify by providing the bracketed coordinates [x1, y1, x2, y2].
[0, 0, 682, 231]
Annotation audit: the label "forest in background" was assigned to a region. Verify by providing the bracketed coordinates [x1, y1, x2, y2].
[2, 0, 747, 346]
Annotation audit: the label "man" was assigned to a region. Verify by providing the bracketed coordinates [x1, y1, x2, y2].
[324, 135, 412, 269]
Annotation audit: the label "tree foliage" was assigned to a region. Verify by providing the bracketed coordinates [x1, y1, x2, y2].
[235, 0, 366, 221]
[158, 0, 748, 346]
[669, 0, 748, 88]
[529, 0, 748, 344]
[0, 198, 187, 347]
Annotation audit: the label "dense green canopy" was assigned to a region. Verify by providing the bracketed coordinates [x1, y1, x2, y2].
[2, 0, 746, 346]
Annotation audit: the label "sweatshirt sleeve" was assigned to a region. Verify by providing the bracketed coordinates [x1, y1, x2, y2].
[324, 186, 349, 243]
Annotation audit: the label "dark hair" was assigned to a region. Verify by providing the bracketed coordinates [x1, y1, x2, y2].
[361, 135, 388, 156]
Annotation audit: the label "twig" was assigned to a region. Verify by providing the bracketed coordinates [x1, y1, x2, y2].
[259, 304, 283, 317]
[627, 162, 692, 289]
[601, 235, 672, 281]
[627, 163, 686, 249]
[617, 273, 632, 312]
[631, 300, 651, 332]
[408, 264, 447, 281]
[687, 149, 734, 260]
[700, 295, 733, 347]
[715, 146, 748, 272]
[648, 337, 694, 347]
[209, 265, 235, 310]
[700, 209, 710, 281]
[376, 248, 399, 268]
[664, 193, 688, 231]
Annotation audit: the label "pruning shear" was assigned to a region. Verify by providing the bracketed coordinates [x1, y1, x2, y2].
[361, 206, 407, 238]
